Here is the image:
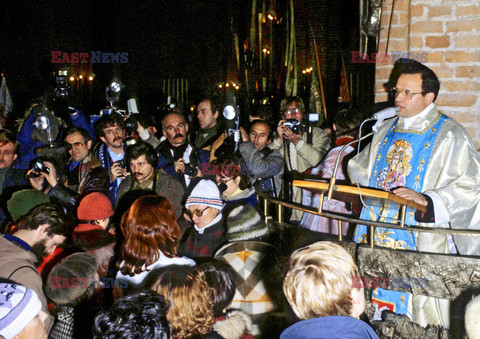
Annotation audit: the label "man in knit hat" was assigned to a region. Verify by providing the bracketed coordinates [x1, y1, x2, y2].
[215, 203, 275, 336]
[178, 179, 226, 258]
[0, 204, 67, 333]
[72, 192, 116, 277]
[0, 283, 49, 339]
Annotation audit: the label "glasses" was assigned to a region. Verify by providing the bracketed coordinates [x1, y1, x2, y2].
[284, 107, 300, 117]
[390, 87, 423, 100]
[216, 177, 233, 185]
[68, 142, 85, 149]
[186, 206, 210, 218]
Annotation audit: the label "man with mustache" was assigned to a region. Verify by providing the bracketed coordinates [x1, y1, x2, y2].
[191, 97, 227, 162]
[115, 141, 185, 218]
[94, 114, 127, 202]
[0, 129, 29, 228]
[0, 203, 67, 335]
[156, 112, 208, 189]
[348, 60, 480, 329]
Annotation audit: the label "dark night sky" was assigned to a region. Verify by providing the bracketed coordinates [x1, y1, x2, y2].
[0, 0, 361, 123]
[0, 0, 233, 118]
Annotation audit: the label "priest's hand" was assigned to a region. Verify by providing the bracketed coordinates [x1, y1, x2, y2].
[392, 187, 428, 207]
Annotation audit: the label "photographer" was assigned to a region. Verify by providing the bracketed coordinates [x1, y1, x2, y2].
[156, 112, 207, 189]
[93, 114, 128, 202]
[269, 96, 329, 221]
[27, 158, 77, 209]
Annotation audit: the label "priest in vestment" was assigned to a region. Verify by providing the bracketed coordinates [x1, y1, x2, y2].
[348, 60, 480, 329]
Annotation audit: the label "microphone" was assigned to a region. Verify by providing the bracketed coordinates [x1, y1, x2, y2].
[218, 183, 228, 194]
[326, 107, 398, 201]
[372, 107, 399, 133]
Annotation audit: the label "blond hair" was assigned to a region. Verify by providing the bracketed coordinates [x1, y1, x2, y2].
[283, 241, 359, 319]
[150, 267, 215, 339]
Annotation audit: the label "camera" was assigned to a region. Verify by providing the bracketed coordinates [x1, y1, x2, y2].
[184, 163, 198, 177]
[283, 119, 302, 134]
[258, 177, 276, 197]
[27, 160, 50, 178]
[115, 159, 127, 170]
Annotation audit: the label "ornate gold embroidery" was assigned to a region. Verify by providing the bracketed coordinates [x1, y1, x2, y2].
[374, 228, 408, 249]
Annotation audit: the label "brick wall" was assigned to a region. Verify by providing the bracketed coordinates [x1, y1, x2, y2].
[375, 0, 480, 148]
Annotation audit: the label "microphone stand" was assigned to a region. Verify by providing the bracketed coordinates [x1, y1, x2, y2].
[327, 131, 373, 201]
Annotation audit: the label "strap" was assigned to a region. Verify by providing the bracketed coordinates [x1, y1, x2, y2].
[8, 265, 38, 280]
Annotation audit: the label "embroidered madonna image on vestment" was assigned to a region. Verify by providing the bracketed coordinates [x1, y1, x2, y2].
[376, 139, 413, 192]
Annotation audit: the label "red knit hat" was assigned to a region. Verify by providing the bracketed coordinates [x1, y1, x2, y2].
[77, 192, 113, 221]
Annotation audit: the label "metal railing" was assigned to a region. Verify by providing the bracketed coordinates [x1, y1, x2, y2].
[260, 194, 480, 248]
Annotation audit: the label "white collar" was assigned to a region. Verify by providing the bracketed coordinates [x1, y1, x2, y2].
[402, 103, 435, 130]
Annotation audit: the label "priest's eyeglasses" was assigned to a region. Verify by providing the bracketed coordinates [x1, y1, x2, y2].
[390, 87, 423, 100]
[186, 206, 210, 218]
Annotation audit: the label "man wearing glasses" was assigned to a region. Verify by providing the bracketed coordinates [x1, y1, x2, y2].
[269, 96, 329, 221]
[348, 60, 480, 329]
[64, 126, 102, 192]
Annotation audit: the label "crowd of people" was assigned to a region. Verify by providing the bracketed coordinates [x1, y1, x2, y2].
[1, 59, 480, 339]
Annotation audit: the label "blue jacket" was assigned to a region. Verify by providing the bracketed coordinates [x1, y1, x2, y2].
[155, 140, 209, 188]
[17, 109, 93, 168]
[280, 316, 379, 339]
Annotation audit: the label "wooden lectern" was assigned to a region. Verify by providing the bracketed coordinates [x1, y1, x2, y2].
[293, 179, 427, 229]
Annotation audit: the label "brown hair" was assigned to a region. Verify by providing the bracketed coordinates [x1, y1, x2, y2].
[150, 267, 215, 339]
[212, 154, 251, 190]
[118, 195, 181, 277]
[0, 129, 19, 155]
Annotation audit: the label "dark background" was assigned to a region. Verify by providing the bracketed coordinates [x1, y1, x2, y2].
[0, 0, 374, 128]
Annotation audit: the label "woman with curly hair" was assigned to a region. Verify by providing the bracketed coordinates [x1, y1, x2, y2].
[150, 266, 222, 339]
[115, 195, 195, 292]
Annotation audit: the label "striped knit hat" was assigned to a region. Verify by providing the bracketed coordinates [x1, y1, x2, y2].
[226, 204, 268, 241]
[186, 179, 223, 211]
[0, 283, 42, 339]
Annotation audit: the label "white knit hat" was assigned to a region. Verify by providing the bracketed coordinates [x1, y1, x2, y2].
[0, 283, 42, 339]
[185, 179, 223, 210]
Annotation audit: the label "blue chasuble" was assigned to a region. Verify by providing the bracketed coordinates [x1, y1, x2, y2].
[354, 114, 448, 318]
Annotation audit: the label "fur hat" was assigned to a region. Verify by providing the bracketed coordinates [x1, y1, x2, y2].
[0, 283, 42, 339]
[77, 192, 113, 221]
[225, 204, 268, 241]
[466, 294, 480, 339]
[185, 179, 223, 210]
[45, 253, 98, 306]
[7, 189, 50, 222]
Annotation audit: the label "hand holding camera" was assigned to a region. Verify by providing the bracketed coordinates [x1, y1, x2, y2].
[277, 119, 303, 144]
[110, 161, 128, 181]
[175, 158, 199, 177]
[27, 160, 58, 190]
